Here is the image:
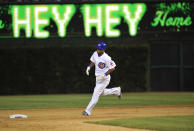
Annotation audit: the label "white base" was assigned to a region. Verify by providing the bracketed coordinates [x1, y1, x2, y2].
[9, 114, 28, 119]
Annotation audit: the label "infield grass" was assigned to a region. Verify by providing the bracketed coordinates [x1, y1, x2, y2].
[88, 115, 194, 131]
[0, 93, 194, 110]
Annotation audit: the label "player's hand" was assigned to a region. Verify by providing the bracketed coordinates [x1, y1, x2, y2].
[86, 66, 91, 76]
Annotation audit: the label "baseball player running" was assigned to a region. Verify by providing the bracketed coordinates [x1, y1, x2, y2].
[82, 42, 121, 116]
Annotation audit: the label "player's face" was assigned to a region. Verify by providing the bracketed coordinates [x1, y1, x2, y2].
[97, 49, 104, 55]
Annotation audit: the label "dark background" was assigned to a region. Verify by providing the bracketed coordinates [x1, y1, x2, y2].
[0, 1, 194, 94]
[0, 40, 149, 94]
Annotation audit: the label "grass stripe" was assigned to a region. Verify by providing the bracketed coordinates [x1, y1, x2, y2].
[0, 93, 194, 110]
[88, 115, 194, 131]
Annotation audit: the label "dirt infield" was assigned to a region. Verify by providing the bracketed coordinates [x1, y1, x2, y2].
[0, 106, 194, 131]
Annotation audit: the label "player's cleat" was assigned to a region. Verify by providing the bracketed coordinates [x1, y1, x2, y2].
[118, 94, 122, 99]
[82, 111, 89, 116]
[118, 87, 122, 99]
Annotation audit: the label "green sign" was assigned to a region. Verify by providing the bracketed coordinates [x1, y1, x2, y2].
[81, 4, 146, 37]
[11, 4, 146, 38]
[12, 5, 76, 38]
[152, 3, 192, 27]
[0, 2, 193, 39]
[0, 20, 4, 29]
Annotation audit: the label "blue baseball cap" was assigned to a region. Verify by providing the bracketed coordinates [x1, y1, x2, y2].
[96, 42, 107, 50]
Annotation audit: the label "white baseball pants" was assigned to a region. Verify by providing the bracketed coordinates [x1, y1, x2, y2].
[85, 75, 120, 115]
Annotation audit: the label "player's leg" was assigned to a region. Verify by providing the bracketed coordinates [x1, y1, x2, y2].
[84, 79, 110, 115]
[101, 87, 121, 96]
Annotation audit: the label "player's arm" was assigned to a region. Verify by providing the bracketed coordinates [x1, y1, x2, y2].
[89, 62, 95, 67]
[105, 68, 115, 76]
[96, 68, 115, 81]
[86, 61, 95, 76]
[104, 59, 116, 76]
